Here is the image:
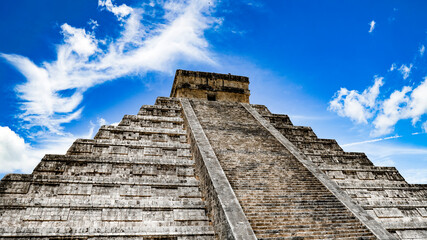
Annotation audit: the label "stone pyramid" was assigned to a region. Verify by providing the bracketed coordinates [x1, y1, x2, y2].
[1, 69, 426, 239]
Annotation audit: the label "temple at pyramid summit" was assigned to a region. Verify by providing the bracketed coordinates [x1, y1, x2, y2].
[1, 69, 427, 239]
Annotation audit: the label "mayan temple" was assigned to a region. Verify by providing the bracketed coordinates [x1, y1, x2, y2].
[1, 69, 427, 239]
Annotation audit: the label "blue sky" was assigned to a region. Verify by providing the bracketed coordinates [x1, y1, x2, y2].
[1, 0, 427, 183]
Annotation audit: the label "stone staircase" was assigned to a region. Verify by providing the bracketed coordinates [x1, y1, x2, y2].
[253, 104, 427, 239]
[0, 97, 215, 239]
[190, 100, 376, 239]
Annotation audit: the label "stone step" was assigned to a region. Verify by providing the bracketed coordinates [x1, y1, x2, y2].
[251, 220, 368, 228]
[265, 114, 293, 127]
[69, 138, 190, 149]
[362, 203, 427, 210]
[241, 206, 351, 214]
[251, 104, 272, 116]
[138, 105, 182, 117]
[0, 196, 206, 209]
[0, 226, 215, 237]
[345, 188, 427, 202]
[95, 125, 187, 143]
[335, 179, 409, 188]
[33, 159, 195, 177]
[155, 97, 182, 108]
[274, 125, 318, 141]
[237, 194, 343, 200]
[376, 217, 427, 230]
[239, 199, 351, 206]
[67, 139, 191, 157]
[320, 165, 401, 172]
[292, 139, 344, 154]
[255, 229, 375, 239]
[40, 154, 195, 166]
[0, 174, 200, 194]
[119, 114, 184, 129]
[245, 209, 361, 217]
[305, 151, 374, 166]
[322, 167, 405, 181]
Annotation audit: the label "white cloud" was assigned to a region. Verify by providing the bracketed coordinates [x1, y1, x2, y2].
[368, 20, 376, 33]
[389, 63, 396, 71]
[98, 0, 132, 20]
[0, 126, 39, 173]
[406, 79, 427, 123]
[328, 76, 383, 124]
[2, 0, 217, 136]
[374, 79, 427, 135]
[372, 86, 411, 136]
[331, 74, 427, 136]
[61, 23, 98, 57]
[420, 45, 425, 56]
[398, 64, 412, 79]
[0, 117, 110, 174]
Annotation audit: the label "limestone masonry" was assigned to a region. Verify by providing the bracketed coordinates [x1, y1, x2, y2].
[1, 69, 426, 239]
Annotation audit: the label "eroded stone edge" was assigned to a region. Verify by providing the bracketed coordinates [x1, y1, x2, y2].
[242, 103, 396, 240]
[180, 99, 257, 240]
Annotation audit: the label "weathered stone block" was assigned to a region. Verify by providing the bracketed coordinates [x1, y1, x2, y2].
[23, 208, 70, 221]
[58, 183, 92, 195]
[119, 185, 151, 197]
[101, 209, 142, 221]
[132, 165, 158, 175]
[0, 180, 30, 194]
[173, 209, 208, 221]
[143, 147, 162, 156]
[373, 207, 404, 218]
[357, 171, 376, 180]
[417, 208, 427, 217]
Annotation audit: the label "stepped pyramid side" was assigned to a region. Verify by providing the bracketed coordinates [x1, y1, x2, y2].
[251, 104, 427, 239]
[0, 97, 215, 239]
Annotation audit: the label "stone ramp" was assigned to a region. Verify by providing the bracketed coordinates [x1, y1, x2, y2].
[0, 97, 215, 239]
[190, 100, 376, 239]
[255, 104, 427, 239]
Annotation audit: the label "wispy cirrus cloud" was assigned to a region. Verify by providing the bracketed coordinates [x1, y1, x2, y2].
[2, 0, 218, 136]
[341, 135, 401, 147]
